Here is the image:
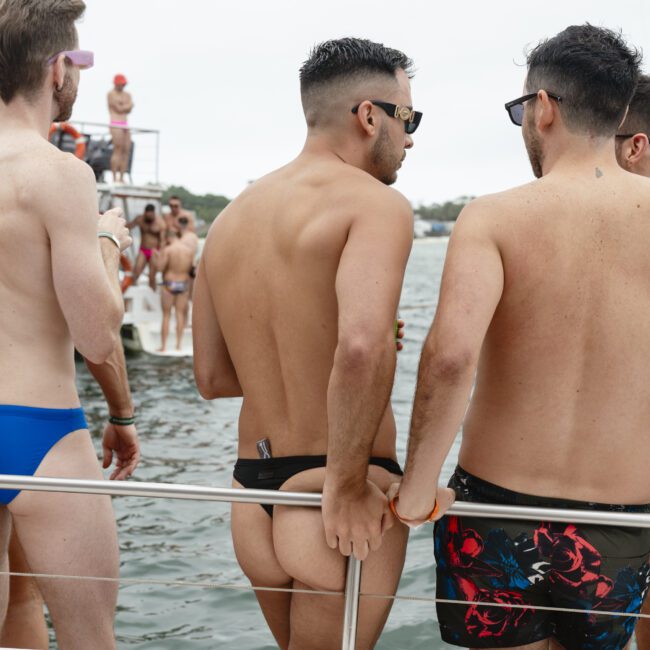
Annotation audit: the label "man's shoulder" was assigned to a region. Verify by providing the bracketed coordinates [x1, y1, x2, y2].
[334, 170, 412, 217]
[27, 146, 96, 216]
[460, 183, 538, 221]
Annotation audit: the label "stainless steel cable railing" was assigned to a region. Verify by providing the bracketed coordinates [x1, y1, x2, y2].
[1, 474, 649, 649]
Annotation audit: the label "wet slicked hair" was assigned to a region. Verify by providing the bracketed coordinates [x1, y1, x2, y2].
[526, 24, 642, 136]
[299, 37, 413, 125]
[0, 0, 86, 104]
[619, 74, 650, 135]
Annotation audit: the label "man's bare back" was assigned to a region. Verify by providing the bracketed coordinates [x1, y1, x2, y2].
[461, 168, 650, 504]
[0, 133, 118, 405]
[203, 160, 402, 459]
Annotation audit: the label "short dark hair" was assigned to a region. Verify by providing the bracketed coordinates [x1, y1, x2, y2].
[526, 24, 642, 136]
[300, 37, 413, 91]
[0, 0, 86, 104]
[619, 74, 650, 135]
[144, 203, 155, 212]
[299, 38, 413, 126]
[169, 195, 180, 202]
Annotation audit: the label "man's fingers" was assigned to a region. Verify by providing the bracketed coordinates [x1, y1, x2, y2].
[435, 487, 456, 519]
[352, 539, 369, 561]
[102, 446, 112, 469]
[325, 528, 339, 551]
[338, 538, 352, 557]
[381, 510, 395, 535]
[369, 530, 383, 552]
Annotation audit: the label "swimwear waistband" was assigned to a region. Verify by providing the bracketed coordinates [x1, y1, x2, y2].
[234, 454, 402, 475]
[453, 465, 650, 513]
[0, 404, 86, 423]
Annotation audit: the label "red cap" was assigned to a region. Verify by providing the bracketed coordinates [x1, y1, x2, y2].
[113, 74, 127, 86]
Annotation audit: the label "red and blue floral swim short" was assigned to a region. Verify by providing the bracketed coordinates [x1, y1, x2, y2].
[434, 466, 650, 649]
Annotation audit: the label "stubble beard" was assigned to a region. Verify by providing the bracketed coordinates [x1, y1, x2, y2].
[371, 125, 400, 186]
[53, 73, 78, 122]
[523, 116, 544, 179]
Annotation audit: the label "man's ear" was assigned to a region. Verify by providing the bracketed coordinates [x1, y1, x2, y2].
[627, 133, 650, 165]
[354, 100, 376, 136]
[536, 90, 556, 132]
[51, 53, 66, 91]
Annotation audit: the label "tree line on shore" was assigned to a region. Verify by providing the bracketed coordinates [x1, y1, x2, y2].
[163, 186, 474, 226]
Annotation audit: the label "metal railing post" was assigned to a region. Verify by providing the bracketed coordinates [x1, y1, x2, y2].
[341, 557, 362, 650]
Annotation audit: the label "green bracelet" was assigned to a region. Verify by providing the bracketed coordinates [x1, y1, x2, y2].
[109, 415, 135, 426]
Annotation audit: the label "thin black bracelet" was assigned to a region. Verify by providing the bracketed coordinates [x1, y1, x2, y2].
[108, 415, 135, 426]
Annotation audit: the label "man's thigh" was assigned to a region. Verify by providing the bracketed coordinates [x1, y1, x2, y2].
[160, 289, 173, 312]
[231, 482, 292, 649]
[109, 128, 124, 152]
[174, 292, 190, 317]
[8, 430, 118, 642]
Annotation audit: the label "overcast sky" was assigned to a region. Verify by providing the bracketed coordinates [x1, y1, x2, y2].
[74, 1, 649, 206]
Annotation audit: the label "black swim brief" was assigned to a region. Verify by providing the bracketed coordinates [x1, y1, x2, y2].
[233, 455, 403, 518]
[434, 466, 650, 649]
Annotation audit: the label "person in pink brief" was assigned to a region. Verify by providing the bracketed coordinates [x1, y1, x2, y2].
[127, 203, 165, 290]
[107, 73, 133, 183]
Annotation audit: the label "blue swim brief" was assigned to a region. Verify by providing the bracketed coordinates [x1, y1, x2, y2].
[0, 404, 88, 505]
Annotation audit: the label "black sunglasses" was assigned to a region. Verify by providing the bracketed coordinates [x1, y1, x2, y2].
[351, 100, 423, 134]
[504, 91, 563, 126]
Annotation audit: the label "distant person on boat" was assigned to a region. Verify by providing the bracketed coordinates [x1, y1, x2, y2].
[154, 230, 194, 352]
[613, 73, 650, 650]
[392, 25, 649, 650]
[127, 203, 165, 290]
[166, 195, 196, 233]
[0, 2, 140, 648]
[108, 73, 133, 183]
[193, 37, 418, 649]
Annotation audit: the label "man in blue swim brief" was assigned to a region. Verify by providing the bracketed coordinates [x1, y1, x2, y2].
[0, 1, 141, 648]
[389, 24, 650, 649]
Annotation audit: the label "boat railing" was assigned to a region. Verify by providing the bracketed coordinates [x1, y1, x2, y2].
[69, 120, 161, 185]
[0, 474, 649, 649]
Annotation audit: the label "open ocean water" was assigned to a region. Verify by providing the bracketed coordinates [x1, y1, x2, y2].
[74, 238, 637, 649]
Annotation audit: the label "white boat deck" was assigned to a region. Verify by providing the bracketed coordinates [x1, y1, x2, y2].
[122, 278, 193, 357]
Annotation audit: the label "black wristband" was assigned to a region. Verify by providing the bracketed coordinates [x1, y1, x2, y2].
[109, 415, 135, 426]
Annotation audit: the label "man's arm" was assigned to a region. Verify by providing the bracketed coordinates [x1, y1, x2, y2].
[321, 188, 413, 561]
[192, 254, 242, 398]
[84, 343, 140, 480]
[127, 215, 142, 231]
[395, 200, 504, 523]
[41, 156, 131, 363]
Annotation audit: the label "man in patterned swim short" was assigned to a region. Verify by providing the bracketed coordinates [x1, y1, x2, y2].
[391, 25, 650, 649]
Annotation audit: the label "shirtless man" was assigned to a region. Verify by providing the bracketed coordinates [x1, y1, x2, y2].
[613, 74, 650, 650]
[193, 38, 419, 649]
[391, 25, 647, 649]
[107, 73, 133, 183]
[166, 195, 196, 233]
[2, 352, 138, 650]
[127, 203, 164, 289]
[0, 1, 140, 647]
[154, 231, 194, 351]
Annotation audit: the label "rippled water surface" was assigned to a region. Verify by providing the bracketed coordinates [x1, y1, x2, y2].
[74, 239, 462, 649]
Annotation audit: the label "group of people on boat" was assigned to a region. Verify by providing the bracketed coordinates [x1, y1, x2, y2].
[1, 1, 650, 649]
[127, 197, 199, 352]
